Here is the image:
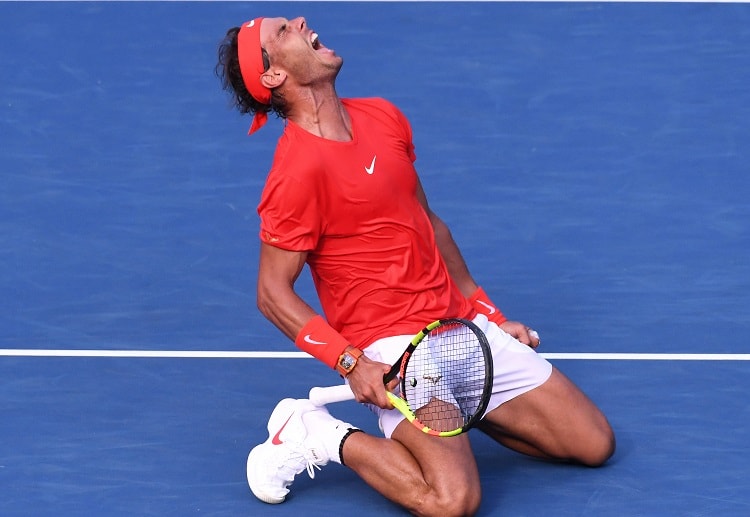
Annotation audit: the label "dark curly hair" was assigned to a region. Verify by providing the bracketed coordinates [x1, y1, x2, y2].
[215, 27, 288, 120]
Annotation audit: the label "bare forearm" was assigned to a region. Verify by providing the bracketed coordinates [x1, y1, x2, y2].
[415, 177, 477, 298]
[256, 242, 318, 341]
[431, 213, 477, 298]
[257, 281, 318, 341]
[256, 242, 364, 369]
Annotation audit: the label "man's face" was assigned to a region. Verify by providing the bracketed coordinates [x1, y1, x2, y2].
[260, 17, 343, 86]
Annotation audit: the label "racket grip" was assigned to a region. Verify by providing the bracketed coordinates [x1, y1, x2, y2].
[308, 384, 356, 406]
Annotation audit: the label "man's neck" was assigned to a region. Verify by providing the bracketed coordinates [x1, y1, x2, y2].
[287, 85, 352, 142]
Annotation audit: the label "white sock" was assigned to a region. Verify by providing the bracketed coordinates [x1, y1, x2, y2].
[303, 408, 360, 465]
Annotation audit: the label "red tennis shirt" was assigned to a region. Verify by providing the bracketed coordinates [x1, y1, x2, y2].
[257, 98, 473, 348]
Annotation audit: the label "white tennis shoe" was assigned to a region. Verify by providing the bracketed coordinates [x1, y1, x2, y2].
[246, 398, 330, 504]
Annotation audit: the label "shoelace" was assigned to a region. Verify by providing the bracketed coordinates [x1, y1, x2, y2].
[304, 458, 323, 479]
[272, 440, 323, 484]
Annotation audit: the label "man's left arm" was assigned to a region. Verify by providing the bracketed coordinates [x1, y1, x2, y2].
[414, 177, 541, 348]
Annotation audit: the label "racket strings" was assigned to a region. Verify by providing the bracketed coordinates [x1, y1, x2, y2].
[403, 322, 488, 432]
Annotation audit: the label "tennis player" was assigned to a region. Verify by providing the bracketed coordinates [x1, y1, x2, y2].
[216, 16, 615, 516]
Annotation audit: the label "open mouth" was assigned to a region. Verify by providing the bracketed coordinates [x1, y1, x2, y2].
[310, 30, 335, 56]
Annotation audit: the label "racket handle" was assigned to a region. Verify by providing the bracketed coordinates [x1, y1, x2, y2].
[309, 384, 356, 406]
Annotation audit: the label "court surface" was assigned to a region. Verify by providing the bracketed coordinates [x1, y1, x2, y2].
[1, 1, 749, 516]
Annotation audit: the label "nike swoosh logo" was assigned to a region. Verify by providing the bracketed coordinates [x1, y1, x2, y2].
[303, 334, 327, 345]
[476, 300, 496, 314]
[364, 155, 376, 175]
[271, 414, 293, 445]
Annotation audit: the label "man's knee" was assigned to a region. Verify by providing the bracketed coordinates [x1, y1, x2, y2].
[577, 421, 616, 467]
[417, 484, 481, 517]
[542, 367, 616, 466]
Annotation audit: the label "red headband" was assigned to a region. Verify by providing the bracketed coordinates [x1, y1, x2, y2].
[238, 18, 271, 134]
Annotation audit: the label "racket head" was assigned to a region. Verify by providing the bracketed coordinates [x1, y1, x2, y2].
[386, 318, 493, 437]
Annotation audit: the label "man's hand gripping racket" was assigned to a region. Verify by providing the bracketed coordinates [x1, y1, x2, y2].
[309, 318, 493, 437]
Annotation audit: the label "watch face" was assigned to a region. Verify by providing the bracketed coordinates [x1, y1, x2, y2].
[340, 354, 356, 370]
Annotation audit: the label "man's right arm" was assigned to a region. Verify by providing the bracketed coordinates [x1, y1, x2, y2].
[256, 242, 394, 407]
[256, 242, 317, 340]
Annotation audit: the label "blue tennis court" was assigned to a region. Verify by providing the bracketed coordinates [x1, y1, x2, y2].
[2, 1, 749, 515]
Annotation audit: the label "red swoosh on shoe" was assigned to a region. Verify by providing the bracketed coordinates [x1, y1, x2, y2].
[271, 414, 294, 445]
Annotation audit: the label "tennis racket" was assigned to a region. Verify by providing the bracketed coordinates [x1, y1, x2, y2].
[309, 318, 493, 437]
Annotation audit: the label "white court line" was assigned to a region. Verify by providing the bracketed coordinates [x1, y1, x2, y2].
[0, 349, 749, 360]
[542, 353, 750, 361]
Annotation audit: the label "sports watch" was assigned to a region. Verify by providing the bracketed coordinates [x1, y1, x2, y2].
[336, 346, 363, 377]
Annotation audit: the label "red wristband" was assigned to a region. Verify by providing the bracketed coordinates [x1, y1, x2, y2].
[295, 315, 351, 369]
[468, 286, 508, 325]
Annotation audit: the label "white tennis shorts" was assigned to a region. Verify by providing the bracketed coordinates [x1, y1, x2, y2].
[360, 314, 553, 438]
